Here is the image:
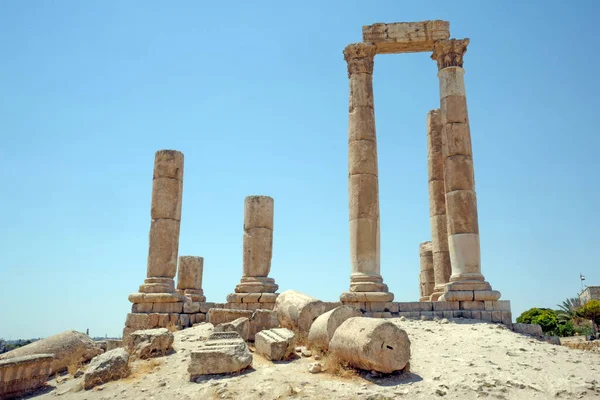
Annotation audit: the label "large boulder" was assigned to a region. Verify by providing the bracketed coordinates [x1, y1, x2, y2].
[275, 290, 327, 335]
[308, 306, 362, 352]
[0, 330, 102, 373]
[0, 354, 54, 399]
[329, 317, 411, 373]
[83, 348, 130, 390]
[254, 328, 296, 361]
[126, 328, 174, 359]
[188, 332, 252, 377]
[214, 317, 250, 342]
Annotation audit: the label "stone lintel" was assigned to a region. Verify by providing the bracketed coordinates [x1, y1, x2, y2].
[362, 20, 450, 54]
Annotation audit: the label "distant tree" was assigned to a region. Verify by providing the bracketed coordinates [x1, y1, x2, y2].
[577, 300, 600, 336]
[516, 307, 574, 337]
[556, 297, 581, 321]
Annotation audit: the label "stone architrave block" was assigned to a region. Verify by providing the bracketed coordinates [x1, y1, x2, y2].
[255, 328, 296, 361]
[0, 330, 102, 374]
[214, 317, 250, 342]
[188, 332, 252, 377]
[126, 328, 174, 359]
[0, 354, 54, 399]
[362, 20, 450, 54]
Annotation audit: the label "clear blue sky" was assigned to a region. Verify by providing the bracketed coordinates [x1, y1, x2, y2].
[1, 1, 598, 339]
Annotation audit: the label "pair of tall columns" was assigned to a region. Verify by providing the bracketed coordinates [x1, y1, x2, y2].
[430, 39, 500, 301]
[340, 43, 393, 306]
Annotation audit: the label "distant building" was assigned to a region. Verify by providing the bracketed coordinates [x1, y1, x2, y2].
[579, 286, 600, 304]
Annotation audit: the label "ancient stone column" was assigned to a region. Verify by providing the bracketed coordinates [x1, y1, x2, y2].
[234, 196, 278, 294]
[129, 149, 185, 303]
[177, 256, 206, 302]
[419, 241, 434, 301]
[340, 43, 393, 309]
[431, 39, 500, 301]
[426, 109, 452, 301]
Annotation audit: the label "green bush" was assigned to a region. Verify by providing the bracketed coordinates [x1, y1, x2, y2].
[516, 308, 574, 337]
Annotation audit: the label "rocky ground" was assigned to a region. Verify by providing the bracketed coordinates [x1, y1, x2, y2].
[31, 318, 600, 400]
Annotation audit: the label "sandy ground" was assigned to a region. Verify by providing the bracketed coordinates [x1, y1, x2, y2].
[31, 318, 600, 400]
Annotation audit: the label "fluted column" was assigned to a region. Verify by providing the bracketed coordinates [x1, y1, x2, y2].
[431, 39, 500, 301]
[340, 43, 393, 308]
[426, 109, 452, 301]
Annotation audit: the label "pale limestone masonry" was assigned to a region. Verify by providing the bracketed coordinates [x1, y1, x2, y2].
[363, 21, 450, 54]
[419, 241, 434, 301]
[228, 196, 279, 311]
[340, 42, 394, 311]
[431, 39, 501, 302]
[177, 256, 206, 304]
[580, 286, 600, 304]
[124, 150, 208, 338]
[427, 109, 451, 301]
[0, 354, 54, 399]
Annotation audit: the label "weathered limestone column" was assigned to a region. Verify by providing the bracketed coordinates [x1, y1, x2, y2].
[340, 43, 393, 311]
[228, 196, 279, 310]
[127, 150, 186, 307]
[177, 256, 206, 303]
[427, 109, 452, 301]
[419, 241, 434, 301]
[431, 39, 500, 301]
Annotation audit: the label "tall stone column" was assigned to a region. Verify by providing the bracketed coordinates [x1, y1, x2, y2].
[340, 43, 393, 310]
[431, 39, 500, 301]
[419, 241, 434, 301]
[228, 196, 279, 310]
[128, 150, 186, 303]
[427, 109, 452, 301]
[177, 256, 206, 303]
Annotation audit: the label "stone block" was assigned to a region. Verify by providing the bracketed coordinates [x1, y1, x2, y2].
[177, 256, 203, 291]
[125, 313, 155, 329]
[442, 311, 455, 319]
[432, 301, 459, 311]
[0, 354, 54, 399]
[433, 311, 445, 319]
[470, 311, 481, 320]
[501, 311, 513, 325]
[349, 140, 378, 176]
[444, 122, 472, 157]
[244, 195, 274, 230]
[473, 290, 502, 301]
[153, 150, 183, 180]
[259, 293, 279, 303]
[385, 302, 399, 313]
[348, 107, 376, 142]
[480, 311, 492, 322]
[132, 303, 153, 313]
[420, 311, 434, 319]
[249, 310, 279, 341]
[83, 348, 130, 390]
[396, 302, 433, 312]
[458, 310, 470, 319]
[441, 95, 469, 124]
[460, 301, 485, 311]
[491, 300, 511, 311]
[208, 309, 253, 326]
[126, 328, 174, 359]
[491, 311, 503, 323]
[362, 20, 450, 54]
[444, 155, 475, 192]
[151, 177, 182, 220]
[445, 190, 479, 235]
[188, 332, 252, 377]
[366, 302, 388, 312]
[147, 218, 180, 278]
[440, 290, 474, 301]
[513, 323, 542, 336]
[227, 302, 248, 310]
[214, 317, 250, 342]
[200, 302, 216, 313]
[152, 302, 183, 313]
[255, 328, 296, 361]
[183, 302, 201, 314]
[179, 314, 190, 328]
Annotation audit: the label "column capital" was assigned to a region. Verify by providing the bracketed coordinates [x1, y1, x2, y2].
[431, 38, 469, 70]
[343, 43, 376, 77]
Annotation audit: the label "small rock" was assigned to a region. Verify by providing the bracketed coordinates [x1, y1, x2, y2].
[74, 369, 84, 378]
[420, 315, 431, 321]
[301, 349, 312, 357]
[314, 354, 322, 360]
[399, 316, 406, 322]
[439, 318, 449, 324]
[308, 363, 322, 373]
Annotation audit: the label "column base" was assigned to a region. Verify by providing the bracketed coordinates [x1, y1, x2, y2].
[340, 291, 394, 312]
[176, 288, 206, 303]
[139, 277, 176, 294]
[234, 276, 278, 293]
[439, 281, 501, 301]
[349, 274, 389, 292]
[225, 292, 278, 311]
